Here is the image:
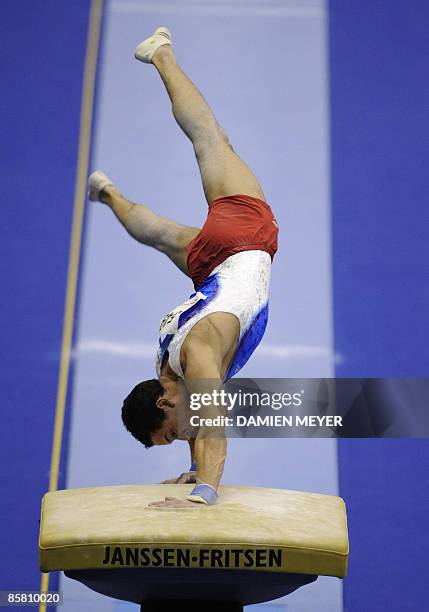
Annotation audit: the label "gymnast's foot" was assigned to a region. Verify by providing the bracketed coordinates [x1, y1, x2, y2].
[88, 170, 117, 203]
[134, 26, 172, 63]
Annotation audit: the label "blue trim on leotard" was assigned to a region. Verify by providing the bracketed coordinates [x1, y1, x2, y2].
[157, 274, 220, 368]
[225, 303, 269, 381]
[178, 273, 220, 328]
[157, 333, 174, 372]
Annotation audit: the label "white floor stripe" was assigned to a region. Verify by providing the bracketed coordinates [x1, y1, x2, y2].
[74, 338, 343, 362]
[109, 2, 324, 18]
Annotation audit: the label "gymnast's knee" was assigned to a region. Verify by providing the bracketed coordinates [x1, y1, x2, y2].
[194, 127, 234, 160]
[218, 126, 234, 151]
[218, 126, 232, 148]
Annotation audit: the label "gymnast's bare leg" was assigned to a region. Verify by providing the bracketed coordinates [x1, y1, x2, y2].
[89, 29, 264, 276]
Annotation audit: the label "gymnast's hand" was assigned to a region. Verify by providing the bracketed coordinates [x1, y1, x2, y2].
[148, 497, 199, 508]
[160, 470, 197, 484]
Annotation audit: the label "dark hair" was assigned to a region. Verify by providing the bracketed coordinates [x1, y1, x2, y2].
[121, 379, 166, 448]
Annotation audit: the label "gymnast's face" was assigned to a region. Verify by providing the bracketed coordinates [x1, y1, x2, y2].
[151, 381, 190, 446]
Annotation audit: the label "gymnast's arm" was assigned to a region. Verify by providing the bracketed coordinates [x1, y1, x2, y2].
[149, 344, 227, 507]
[182, 346, 227, 494]
[188, 437, 196, 466]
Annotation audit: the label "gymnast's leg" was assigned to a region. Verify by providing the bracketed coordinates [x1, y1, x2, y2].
[149, 39, 266, 204]
[89, 28, 265, 275]
[91, 180, 199, 277]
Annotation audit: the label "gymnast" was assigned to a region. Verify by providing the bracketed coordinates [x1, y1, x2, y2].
[88, 27, 278, 507]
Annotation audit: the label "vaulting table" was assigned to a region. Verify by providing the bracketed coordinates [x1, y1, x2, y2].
[39, 484, 349, 611]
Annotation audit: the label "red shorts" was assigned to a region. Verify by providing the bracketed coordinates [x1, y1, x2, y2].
[187, 194, 279, 290]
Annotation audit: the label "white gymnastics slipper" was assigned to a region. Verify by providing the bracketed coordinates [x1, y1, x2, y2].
[134, 26, 172, 63]
[88, 170, 114, 201]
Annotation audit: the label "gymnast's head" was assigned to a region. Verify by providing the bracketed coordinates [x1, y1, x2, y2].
[121, 378, 189, 447]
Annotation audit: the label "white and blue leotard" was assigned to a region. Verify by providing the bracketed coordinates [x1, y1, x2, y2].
[155, 250, 271, 381]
